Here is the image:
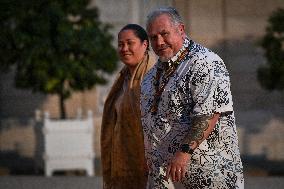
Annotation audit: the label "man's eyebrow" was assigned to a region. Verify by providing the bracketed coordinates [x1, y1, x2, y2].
[149, 29, 167, 36]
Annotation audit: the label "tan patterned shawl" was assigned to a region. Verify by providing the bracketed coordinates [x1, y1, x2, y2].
[101, 52, 156, 189]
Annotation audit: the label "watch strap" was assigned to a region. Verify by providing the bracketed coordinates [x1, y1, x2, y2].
[180, 144, 194, 155]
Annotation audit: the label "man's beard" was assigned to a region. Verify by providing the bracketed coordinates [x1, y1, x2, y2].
[158, 52, 174, 62]
[159, 56, 170, 62]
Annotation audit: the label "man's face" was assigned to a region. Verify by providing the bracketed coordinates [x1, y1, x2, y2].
[147, 14, 185, 62]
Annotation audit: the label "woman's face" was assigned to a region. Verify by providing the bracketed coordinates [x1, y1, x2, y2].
[118, 30, 148, 68]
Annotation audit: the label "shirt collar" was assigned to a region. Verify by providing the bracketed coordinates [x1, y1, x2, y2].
[157, 37, 192, 68]
[169, 37, 191, 63]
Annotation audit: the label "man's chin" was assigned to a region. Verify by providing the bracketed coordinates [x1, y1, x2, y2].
[159, 56, 171, 62]
[158, 52, 174, 62]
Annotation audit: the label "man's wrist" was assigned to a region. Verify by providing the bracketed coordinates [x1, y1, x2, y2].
[180, 144, 194, 155]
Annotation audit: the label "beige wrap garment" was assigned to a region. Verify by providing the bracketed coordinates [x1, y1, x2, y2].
[101, 52, 156, 189]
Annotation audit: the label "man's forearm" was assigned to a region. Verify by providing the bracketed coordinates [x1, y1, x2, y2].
[182, 113, 220, 150]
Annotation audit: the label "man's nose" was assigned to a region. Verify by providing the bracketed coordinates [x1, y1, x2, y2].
[156, 35, 165, 46]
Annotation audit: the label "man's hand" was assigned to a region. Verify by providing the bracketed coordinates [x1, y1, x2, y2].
[165, 152, 190, 182]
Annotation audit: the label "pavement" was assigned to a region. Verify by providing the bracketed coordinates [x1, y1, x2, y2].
[0, 176, 284, 189]
[0, 176, 102, 189]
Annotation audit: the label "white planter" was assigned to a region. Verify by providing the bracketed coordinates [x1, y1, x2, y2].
[43, 111, 95, 176]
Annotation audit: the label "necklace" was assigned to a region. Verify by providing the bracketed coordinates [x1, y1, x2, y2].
[150, 40, 193, 115]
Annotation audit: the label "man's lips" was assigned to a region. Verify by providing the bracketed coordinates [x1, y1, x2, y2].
[158, 46, 170, 53]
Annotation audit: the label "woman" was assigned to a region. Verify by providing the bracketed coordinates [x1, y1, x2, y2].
[101, 24, 156, 189]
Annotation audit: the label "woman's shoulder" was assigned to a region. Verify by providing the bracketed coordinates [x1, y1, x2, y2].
[146, 51, 157, 71]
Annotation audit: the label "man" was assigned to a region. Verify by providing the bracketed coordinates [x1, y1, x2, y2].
[140, 7, 244, 189]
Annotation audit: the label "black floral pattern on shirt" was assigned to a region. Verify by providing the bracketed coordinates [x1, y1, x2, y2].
[141, 38, 244, 189]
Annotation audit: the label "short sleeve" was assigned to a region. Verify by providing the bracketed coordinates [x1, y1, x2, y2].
[190, 54, 233, 116]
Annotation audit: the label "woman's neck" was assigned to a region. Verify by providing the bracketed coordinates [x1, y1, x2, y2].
[128, 66, 136, 76]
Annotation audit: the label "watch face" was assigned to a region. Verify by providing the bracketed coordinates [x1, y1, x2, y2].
[181, 144, 193, 154]
[181, 144, 190, 152]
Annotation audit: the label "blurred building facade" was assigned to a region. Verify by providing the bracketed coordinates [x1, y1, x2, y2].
[0, 0, 284, 175]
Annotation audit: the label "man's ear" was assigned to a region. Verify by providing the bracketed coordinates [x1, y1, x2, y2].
[178, 24, 186, 37]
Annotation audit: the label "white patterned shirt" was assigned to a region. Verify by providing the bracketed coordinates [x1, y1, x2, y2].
[141, 38, 244, 189]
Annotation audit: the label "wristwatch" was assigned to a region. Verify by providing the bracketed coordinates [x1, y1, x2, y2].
[180, 144, 194, 155]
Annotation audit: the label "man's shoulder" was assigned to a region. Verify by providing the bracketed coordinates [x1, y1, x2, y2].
[191, 44, 221, 60]
[188, 40, 220, 59]
[189, 42, 224, 68]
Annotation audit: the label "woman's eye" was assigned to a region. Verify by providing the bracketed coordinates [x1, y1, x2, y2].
[128, 42, 134, 46]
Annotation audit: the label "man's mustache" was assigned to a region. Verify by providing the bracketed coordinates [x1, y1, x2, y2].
[157, 45, 170, 51]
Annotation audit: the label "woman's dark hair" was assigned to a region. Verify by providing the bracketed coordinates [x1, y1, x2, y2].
[119, 24, 149, 50]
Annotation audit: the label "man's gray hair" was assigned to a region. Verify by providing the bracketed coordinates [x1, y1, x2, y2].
[146, 7, 183, 29]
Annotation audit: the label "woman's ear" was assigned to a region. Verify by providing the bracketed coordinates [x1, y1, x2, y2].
[143, 40, 149, 50]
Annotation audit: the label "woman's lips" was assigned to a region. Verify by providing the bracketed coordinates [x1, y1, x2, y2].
[122, 53, 132, 57]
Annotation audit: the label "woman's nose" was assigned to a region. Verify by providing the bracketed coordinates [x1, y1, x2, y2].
[121, 44, 128, 52]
